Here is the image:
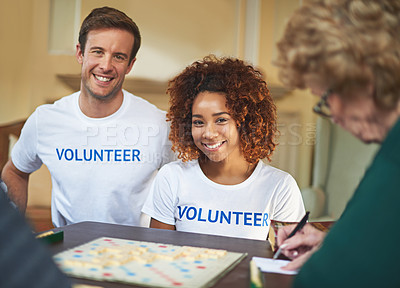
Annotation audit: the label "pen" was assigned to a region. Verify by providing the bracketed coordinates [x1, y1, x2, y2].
[273, 211, 310, 260]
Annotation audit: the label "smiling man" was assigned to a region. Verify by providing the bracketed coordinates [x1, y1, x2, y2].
[1, 7, 173, 228]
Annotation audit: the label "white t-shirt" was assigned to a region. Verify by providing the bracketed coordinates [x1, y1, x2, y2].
[12, 90, 173, 227]
[142, 160, 305, 240]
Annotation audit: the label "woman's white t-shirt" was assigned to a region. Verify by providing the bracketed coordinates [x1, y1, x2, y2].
[142, 160, 305, 240]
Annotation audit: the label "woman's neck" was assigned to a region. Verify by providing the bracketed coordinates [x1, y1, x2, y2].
[198, 156, 257, 185]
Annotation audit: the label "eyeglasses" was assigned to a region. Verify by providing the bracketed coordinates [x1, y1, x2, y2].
[313, 88, 333, 118]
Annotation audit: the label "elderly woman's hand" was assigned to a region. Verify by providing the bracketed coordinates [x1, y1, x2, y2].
[276, 223, 326, 270]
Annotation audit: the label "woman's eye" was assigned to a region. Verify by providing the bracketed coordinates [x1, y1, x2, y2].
[192, 120, 203, 126]
[216, 118, 228, 124]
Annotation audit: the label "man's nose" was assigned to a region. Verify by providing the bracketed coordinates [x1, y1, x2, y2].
[99, 55, 113, 72]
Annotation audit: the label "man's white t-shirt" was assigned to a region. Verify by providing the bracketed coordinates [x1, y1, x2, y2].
[142, 160, 305, 240]
[12, 90, 173, 227]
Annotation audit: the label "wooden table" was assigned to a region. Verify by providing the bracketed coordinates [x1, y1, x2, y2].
[48, 221, 294, 288]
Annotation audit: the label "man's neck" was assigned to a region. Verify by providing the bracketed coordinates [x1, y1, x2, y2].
[78, 90, 124, 118]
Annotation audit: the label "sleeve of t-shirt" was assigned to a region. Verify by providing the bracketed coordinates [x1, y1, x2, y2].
[11, 110, 43, 173]
[141, 164, 177, 225]
[272, 174, 306, 222]
[0, 182, 72, 288]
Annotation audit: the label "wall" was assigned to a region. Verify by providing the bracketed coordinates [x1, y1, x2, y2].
[81, 0, 239, 81]
[324, 126, 378, 219]
[259, 0, 317, 188]
[0, 0, 34, 123]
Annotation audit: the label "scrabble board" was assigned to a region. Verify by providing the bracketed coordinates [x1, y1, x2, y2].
[53, 237, 247, 288]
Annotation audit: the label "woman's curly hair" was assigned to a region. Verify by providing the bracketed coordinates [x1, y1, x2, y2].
[276, 0, 400, 109]
[167, 55, 277, 164]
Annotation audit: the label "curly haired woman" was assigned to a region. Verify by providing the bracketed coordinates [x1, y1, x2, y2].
[142, 55, 305, 240]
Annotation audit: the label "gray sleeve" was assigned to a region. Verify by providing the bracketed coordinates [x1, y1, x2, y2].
[0, 180, 71, 288]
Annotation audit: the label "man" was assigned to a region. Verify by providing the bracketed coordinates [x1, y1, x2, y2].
[1, 7, 173, 227]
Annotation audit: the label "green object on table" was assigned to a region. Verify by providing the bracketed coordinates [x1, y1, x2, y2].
[250, 259, 264, 288]
[36, 230, 64, 244]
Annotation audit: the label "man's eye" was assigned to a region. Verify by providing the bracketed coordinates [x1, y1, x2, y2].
[90, 50, 103, 57]
[115, 55, 126, 61]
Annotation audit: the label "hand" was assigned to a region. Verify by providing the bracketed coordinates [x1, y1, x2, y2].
[276, 223, 326, 270]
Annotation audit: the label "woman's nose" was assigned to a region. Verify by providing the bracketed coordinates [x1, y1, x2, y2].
[203, 124, 218, 139]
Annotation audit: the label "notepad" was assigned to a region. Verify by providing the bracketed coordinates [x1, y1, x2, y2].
[252, 257, 298, 275]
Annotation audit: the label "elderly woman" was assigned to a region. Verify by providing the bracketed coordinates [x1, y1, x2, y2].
[275, 0, 400, 287]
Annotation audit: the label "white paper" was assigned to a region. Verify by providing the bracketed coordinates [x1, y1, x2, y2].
[252, 257, 299, 275]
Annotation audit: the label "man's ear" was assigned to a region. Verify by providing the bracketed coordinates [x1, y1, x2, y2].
[76, 44, 83, 64]
[126, 57, 136, 74]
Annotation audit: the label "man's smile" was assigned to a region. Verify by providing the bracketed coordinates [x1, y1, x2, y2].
[94, 74, 113, 82]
